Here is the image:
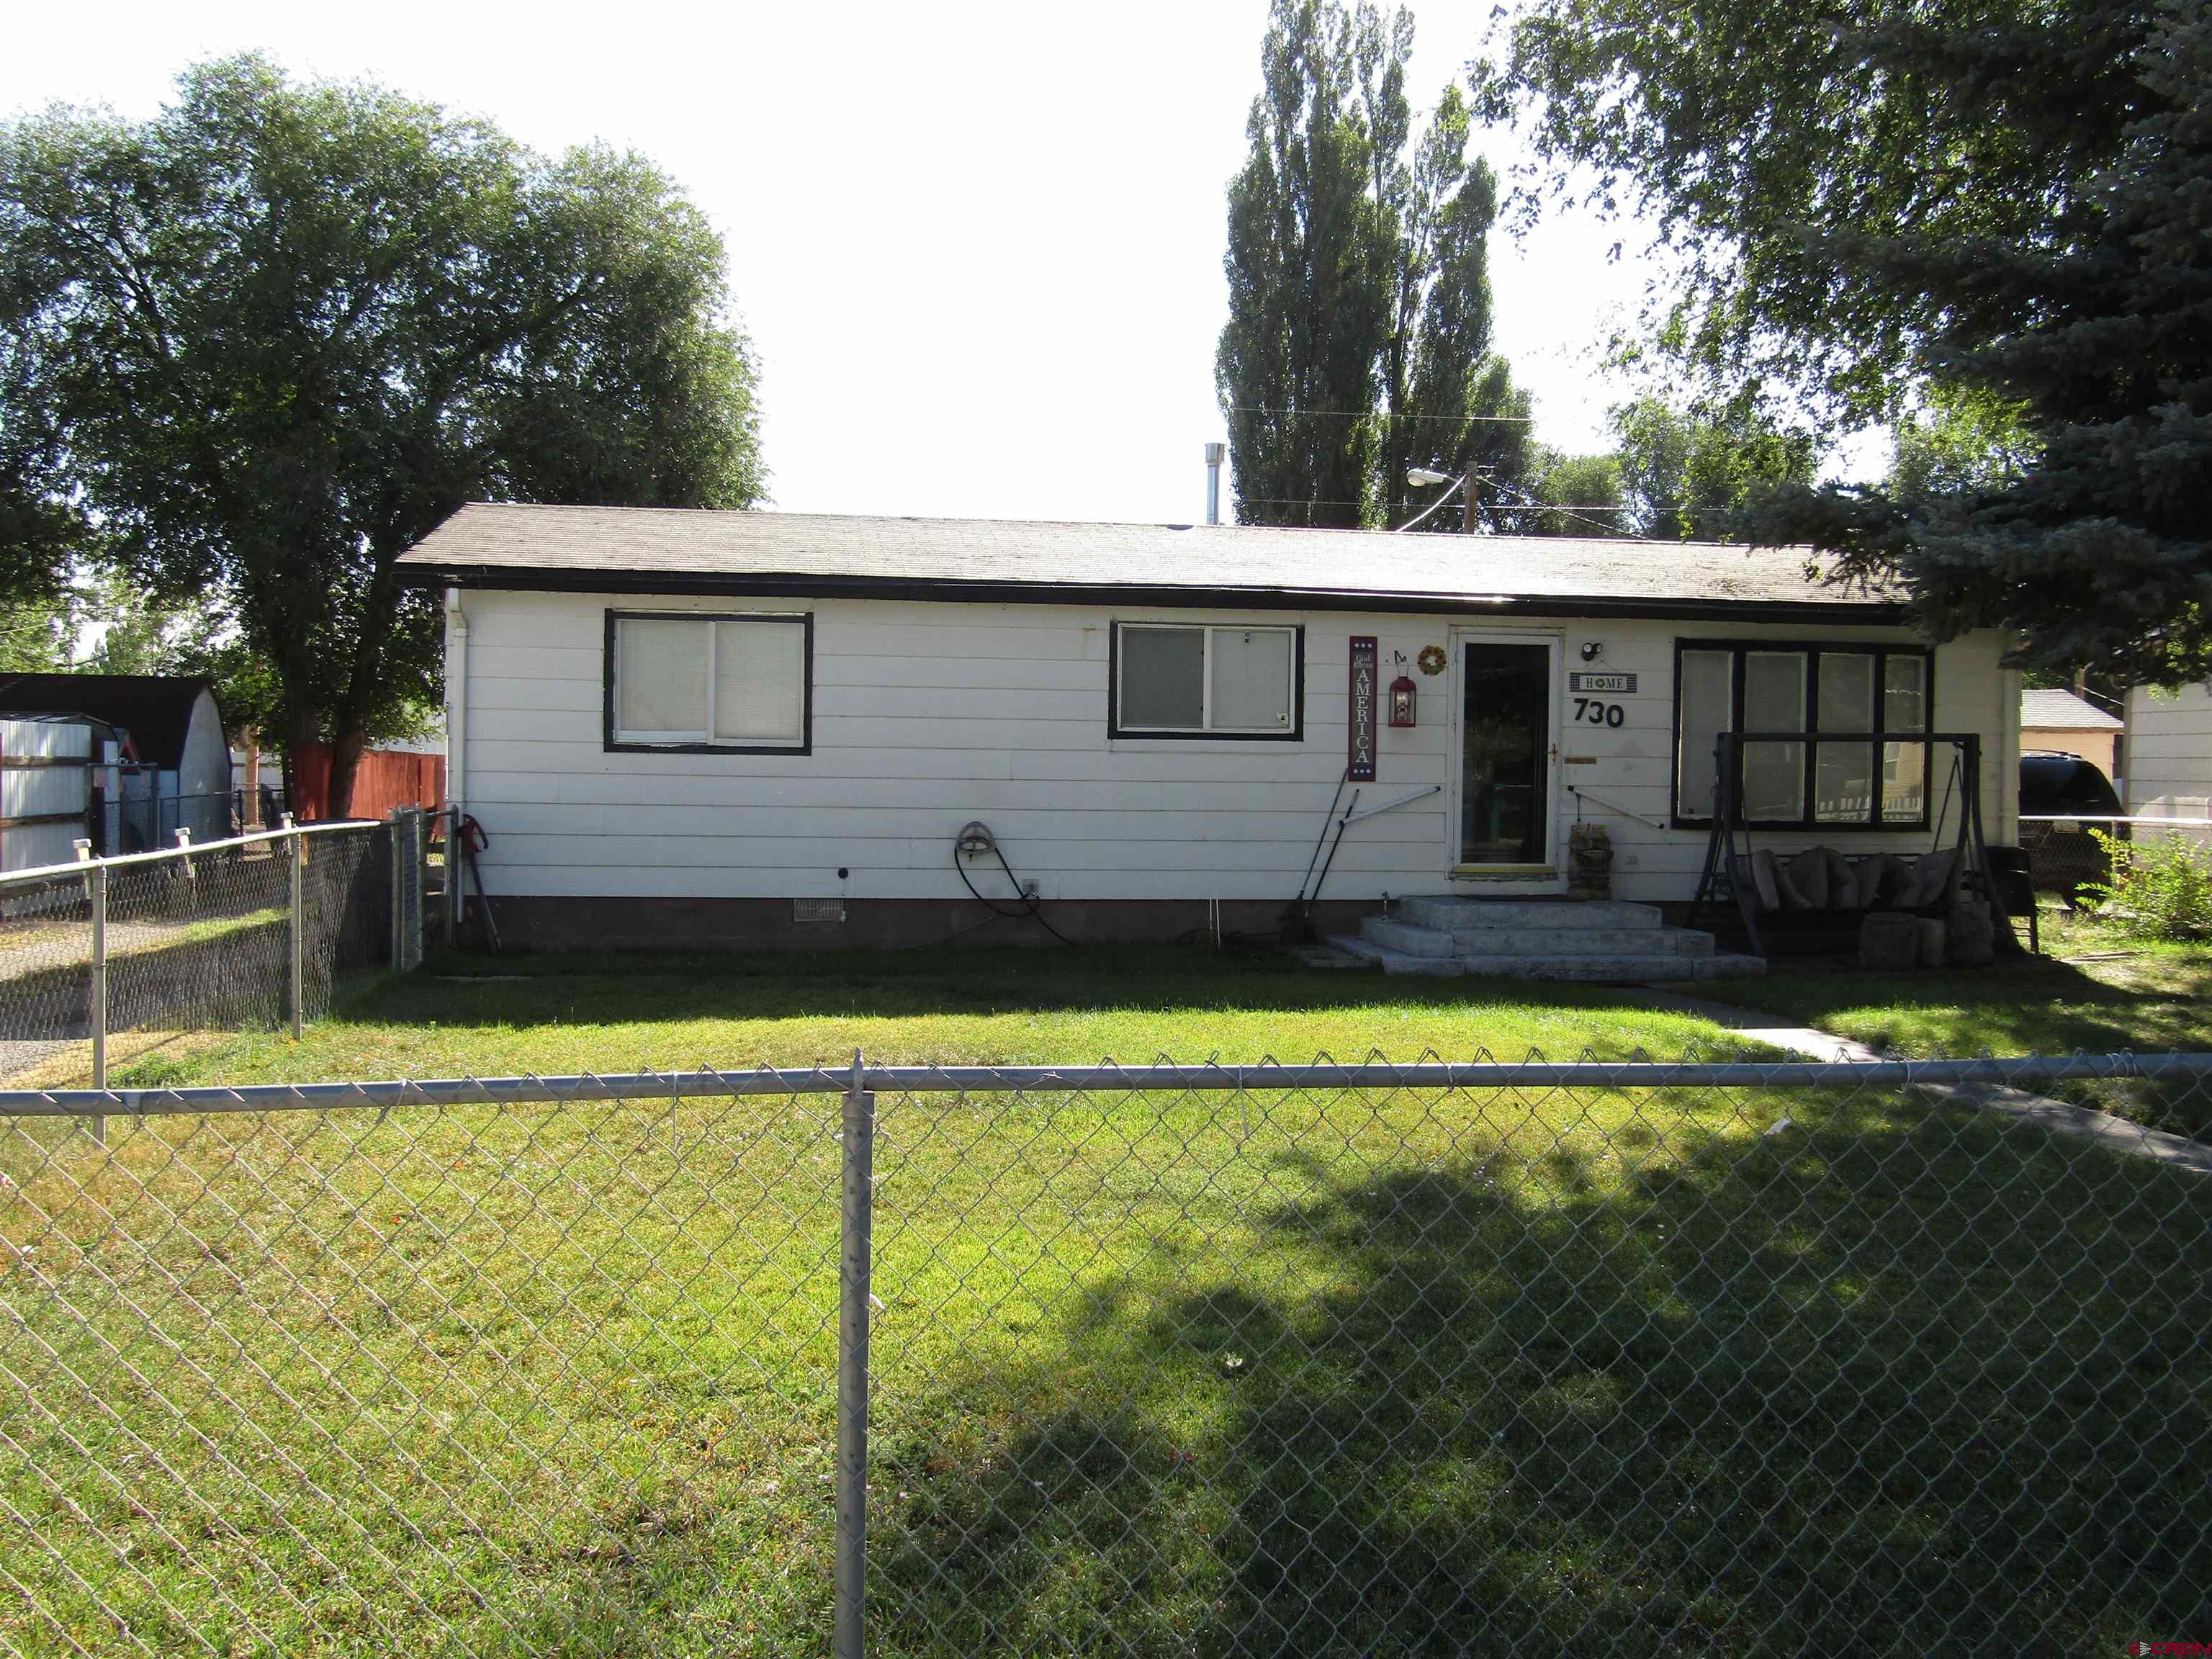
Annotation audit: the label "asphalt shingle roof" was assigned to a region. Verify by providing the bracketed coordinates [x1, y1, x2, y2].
[396, 502, 1904, 616]
[2020, 688, 2123, 730]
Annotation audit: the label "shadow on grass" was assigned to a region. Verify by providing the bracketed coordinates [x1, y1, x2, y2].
[868, 1102, 2212, 1655]
[1724, 952, 2212, 1141]
[340, 945, 1673, 1032]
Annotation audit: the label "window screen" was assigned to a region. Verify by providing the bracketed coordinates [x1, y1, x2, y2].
[1673, 642, 1933, 827]
[1115, 624, 1298, 736]
[1741, 652, 1807, 820]
[1814, 654, 1876, 824]
[1882, 657, 1929, 822]
[617, 619, 710, 739]
[610, 613, 809, 750]
[714, 620, 806, 743]
[1676, 650, 1733, 820]
[1210, 629, 1295, 729]
[1118, 626, 1205, 729]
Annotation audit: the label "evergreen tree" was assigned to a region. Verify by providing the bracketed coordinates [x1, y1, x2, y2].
[1478, 0, 2212, 678]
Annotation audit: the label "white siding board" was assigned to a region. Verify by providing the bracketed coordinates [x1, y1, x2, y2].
[450, 588, 2015, 905]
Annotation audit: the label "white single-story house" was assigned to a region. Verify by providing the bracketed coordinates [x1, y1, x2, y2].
[2123, 680, 2212, 835]
[395, 503, 2020, 955]
[2020, 688, 2123, 778]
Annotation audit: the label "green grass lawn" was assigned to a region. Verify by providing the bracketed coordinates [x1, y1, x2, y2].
[1707, 917, 2212, 1140]
[103, 945, 1779, 1088]
[3, 947, 2207, 1655]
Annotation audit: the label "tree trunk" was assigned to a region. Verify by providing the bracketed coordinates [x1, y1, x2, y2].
[285, 705, 319, 819]
[325, 721, 367, 821]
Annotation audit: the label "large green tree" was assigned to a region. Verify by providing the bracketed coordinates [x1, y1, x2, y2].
[1611, 395, 1815, 541]
[0, 56, 764, 813]
[1218, 1, 1526, 529]
[1475, 0, 2212, 678]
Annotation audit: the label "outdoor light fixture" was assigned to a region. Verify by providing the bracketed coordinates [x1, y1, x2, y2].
[1406, 467, 1455, 487]
[1581, 640, 1605, 662]
[1388, 674, 1417, 728]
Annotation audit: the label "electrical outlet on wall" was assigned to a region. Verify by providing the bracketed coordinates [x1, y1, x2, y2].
[1618, 854, 1640, 868]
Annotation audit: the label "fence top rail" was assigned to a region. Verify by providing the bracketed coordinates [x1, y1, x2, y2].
[6, 1053, 2212, 1118]
[0, 817, 379, 887]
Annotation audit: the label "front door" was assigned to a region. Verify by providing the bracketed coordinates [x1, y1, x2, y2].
[1455, 635, 1559, 871]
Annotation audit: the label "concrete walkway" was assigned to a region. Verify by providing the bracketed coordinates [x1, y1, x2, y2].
[1646, 988, 2212, 1177]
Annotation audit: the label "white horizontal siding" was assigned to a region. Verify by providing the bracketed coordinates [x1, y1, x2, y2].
[2124, 683, 2212, 825]
[451, 589, 2013, 906]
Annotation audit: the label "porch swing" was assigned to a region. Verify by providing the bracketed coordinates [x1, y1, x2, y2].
[1687, 729, 2020, 958]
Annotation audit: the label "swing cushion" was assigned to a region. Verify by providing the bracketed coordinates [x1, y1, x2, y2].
[1915, 845, 1961, 907]
[1823, 848, 1861, 911]
[1741, 851, 1784, 912]
[1848, 853, 1888, 909]
[1786, 848, 1830, 909]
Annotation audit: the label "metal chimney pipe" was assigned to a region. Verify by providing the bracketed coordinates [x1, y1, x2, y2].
[1204, 442, 1226, 526]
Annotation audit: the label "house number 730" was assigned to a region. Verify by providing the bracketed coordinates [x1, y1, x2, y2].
[1573, 698, 1626, 728]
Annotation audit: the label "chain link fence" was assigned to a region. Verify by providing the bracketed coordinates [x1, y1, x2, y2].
[0, 822, 393, 1094]
[1, 1055, 2208, 1655]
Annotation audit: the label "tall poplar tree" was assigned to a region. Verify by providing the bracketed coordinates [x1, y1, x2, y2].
[1218, 1, 1524, 529]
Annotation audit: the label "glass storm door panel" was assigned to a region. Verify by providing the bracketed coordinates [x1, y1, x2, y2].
[1460, 641, 1553, 865]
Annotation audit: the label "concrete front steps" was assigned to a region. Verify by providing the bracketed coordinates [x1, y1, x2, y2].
[1330, 897, 1765, 982]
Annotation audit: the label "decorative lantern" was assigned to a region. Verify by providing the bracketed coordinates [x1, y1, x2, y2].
[1388, 674, 1417, 728]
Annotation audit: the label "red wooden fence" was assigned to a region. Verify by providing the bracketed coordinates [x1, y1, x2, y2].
[288, 745, 446, 822]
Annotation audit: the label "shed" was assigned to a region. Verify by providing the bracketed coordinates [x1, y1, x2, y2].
[2019, 688, 2123, 778]
[0, 675, 233, 857]
[396, 503, 2022, 957]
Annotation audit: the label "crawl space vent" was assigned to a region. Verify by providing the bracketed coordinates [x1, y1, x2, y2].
[793, 898, 846, 925]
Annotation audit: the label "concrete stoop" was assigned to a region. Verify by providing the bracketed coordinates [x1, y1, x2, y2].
[1328, 897, 1766, 983]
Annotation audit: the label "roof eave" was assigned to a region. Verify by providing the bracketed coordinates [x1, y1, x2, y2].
[397, 562, 1910, 625]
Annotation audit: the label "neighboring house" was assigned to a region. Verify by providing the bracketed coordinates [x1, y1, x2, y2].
[0, 675, 232, 860]
[395, 503, 2021, 951]
[2123, 680, 2212, 832]
[2020, 688, 2123, 777]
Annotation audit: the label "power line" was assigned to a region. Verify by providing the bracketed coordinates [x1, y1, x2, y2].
[1223, 406, 1536, 423]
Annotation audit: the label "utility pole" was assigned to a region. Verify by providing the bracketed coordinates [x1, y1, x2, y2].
[1462, 468, 1481, 534]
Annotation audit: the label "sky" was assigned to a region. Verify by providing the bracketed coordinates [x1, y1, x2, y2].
[1, 1, 1705, 526]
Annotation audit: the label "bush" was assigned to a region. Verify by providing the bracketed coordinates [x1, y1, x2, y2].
[2085, 830, 2212, 940]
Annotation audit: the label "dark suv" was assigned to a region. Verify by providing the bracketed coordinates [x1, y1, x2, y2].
[2018, 751, 2126, 900]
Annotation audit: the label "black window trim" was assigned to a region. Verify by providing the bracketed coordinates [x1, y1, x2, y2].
[602, 608, 815, 756]
[1668, 638, 1934, 831]
[1107, 620, 1307, 742]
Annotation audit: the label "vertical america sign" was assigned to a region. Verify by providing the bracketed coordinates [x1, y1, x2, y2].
[1349, 636, 1378, 781]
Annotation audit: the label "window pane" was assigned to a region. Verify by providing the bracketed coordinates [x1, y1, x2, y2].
[1883, 740, 1929, 822]
[713, 619, 806, 744]
[1885, 655, 1928, 732]
[617, 619, 707, 736]
[1815, 741, 1876, 822]
[1118, 626, 1205, 729]
[1818, 653, 1874, 732]
[1209, 628, 1294, 730]
[1676, 650, 1732, 819]
[1741, 652, 1807, 820]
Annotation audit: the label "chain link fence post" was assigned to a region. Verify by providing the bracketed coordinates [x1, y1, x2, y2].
[835, 1048, 876, 1659]
[73, 837, 106, 1141]
[284, 813, 305, 1040]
